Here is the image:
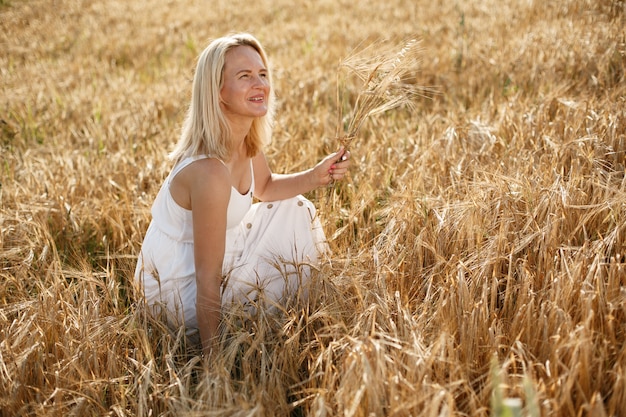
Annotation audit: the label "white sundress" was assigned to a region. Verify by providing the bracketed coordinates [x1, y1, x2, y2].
[134, 155, 328, 335]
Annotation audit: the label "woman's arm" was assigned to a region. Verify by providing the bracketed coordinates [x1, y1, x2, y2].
[252, 147, 351, 202]
[186, 159, 231, 355]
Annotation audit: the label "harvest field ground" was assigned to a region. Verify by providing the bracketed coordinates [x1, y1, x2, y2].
[1, 0, 626, 416]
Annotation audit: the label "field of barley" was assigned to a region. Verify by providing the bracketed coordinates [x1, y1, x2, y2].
[2, 0, 625, 415]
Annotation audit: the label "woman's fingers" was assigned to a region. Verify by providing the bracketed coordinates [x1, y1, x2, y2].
[328, 149, 351, 180]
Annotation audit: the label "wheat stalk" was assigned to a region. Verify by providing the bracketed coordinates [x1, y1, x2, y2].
[334, 38, 431, 149]
[326, 38, 432, 201]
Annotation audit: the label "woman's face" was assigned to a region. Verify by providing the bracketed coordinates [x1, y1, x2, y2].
[220, 45, 270, 123]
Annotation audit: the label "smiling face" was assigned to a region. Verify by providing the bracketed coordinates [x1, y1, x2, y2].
[219, 45, 270, 125]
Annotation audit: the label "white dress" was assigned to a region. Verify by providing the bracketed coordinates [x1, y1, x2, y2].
[134, 155, 327, 335]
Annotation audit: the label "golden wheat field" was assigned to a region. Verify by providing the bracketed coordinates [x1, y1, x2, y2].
[2, 0, 626, 415]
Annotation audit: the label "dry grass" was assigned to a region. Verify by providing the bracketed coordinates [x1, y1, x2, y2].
[1, 0, 625, 416]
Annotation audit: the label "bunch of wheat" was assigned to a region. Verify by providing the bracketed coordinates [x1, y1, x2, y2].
[334, 38, 431, 149]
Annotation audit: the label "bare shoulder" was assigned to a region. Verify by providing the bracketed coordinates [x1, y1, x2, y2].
[187, 158, 230, 194]
[186, 157, 229, 178]
[251, 150, 271, 179]
[251, 150, 268, 167]
[171, 157, 230, 209]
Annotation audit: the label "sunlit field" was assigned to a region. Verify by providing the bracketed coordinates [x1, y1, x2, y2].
[1, 0, 625, 415]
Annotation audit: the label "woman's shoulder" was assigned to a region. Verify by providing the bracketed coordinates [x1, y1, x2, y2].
[187, 159, 231, 207]
[177, 153, 226, 166]
[181, 156, 229, 179]
[171, 155, 229, 187]
[169, 155, 231, 209]
[188, 154, 226, 166]
[174, 154, 225, 174]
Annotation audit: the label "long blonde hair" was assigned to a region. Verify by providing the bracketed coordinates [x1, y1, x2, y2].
[170, 33, 275, 163]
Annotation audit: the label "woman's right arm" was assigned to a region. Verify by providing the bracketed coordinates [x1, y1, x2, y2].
[187, 159, 231, 355]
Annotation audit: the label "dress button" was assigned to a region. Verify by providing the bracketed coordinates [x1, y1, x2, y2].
[246, 223, 252, 229]
[267, 203, 273, 209]
[297, 201, 304, 206]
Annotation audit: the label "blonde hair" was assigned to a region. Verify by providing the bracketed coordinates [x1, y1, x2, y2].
[170, 33, 275, 163]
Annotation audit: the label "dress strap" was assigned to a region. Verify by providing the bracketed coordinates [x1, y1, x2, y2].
[249, 158, 255, 194]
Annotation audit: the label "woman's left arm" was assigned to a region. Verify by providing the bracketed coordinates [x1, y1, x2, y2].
[252, 147, 351, 202]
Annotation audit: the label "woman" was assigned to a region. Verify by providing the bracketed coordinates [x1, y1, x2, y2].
[134, 33, 350, 354]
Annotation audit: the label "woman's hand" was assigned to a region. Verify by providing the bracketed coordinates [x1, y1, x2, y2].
[252, 147, 352, 201]
[313, 147, 352, 186]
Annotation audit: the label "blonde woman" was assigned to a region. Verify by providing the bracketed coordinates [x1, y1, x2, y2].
[134, 33, 350, 355]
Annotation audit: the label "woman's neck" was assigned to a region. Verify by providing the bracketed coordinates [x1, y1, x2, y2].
[226, 114, 253, 143]
[225, 118, 252, 161]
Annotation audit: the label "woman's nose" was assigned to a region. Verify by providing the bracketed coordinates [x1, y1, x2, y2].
[254, 75, 269, 88]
